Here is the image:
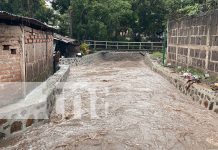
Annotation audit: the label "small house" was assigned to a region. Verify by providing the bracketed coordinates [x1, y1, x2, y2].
[0, 11, 55, 82]
[54, 34, 80, 58]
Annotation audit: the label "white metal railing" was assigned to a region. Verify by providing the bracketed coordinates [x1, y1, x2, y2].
[84, 40, 163, 51]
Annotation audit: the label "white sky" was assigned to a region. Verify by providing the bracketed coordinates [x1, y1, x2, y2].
[45, 0, 52, 8]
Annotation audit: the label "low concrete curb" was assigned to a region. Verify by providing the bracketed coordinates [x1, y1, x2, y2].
[0, 65, 70, 140]
[145, 54, 218, 113]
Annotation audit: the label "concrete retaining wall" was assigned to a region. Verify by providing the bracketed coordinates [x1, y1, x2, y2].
[0, 65, 70, 140]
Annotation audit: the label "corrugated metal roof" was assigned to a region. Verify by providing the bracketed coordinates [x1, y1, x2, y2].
[54, 33, 79, 45]
[0, 11, 55, 31]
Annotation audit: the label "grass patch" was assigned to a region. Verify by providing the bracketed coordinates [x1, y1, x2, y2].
[151, 51, 163, 60]
[175, 66, 205, 78]
[174, 66, 218, 84]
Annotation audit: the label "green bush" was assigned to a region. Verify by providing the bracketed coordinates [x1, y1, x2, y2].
[80, 43, 90, 55]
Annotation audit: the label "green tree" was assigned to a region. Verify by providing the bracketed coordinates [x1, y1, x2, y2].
[0, 0, 57, 26]
[131, 0, 167, 41]
[2, 0, 217, 42]
[67, 0, 133, 40]
[51, 0, 71, 14]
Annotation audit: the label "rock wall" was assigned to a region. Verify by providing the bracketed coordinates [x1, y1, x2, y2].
[59, 52, 144, 66]
[59, 53, 103, 66]
[0, 65, 70, 140]
[167, 10, 218, 73]
[145, 55, 218, 114]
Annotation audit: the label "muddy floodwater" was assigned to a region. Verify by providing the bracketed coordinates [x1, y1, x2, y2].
[1, 53, 218, 150]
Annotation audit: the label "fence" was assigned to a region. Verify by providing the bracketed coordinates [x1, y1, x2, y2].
[84, 40, 163, 51]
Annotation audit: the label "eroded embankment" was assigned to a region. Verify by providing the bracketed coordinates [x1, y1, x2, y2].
[1, 52, 218, 150]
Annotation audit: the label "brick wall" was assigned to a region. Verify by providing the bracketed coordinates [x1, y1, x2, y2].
[167, 10, 218, 73]
[0, 24, 53, 82]
[24, 27, 53, 82]
[0, 24, 23, 82]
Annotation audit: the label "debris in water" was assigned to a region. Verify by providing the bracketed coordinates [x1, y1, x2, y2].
[102, 80, 109, 82]
[211, 83, 218, 91]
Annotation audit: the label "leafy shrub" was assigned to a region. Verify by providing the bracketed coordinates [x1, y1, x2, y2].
[80, 43, 90, 55]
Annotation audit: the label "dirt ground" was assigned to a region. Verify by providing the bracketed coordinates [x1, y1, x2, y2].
[1, 53, 218, 150]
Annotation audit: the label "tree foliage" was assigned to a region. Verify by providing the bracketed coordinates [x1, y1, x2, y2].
[65, 0, 134, 40]
[1, 0, 218, 41]
[51, 0, 70, 14]
[165, 0, 218, 18]
[0, 0, 57, 25]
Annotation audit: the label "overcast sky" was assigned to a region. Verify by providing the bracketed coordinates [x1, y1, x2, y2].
[45, 0, 52, 8]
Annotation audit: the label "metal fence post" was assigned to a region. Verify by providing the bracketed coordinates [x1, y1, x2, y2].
[94, 41, 96, 50]
[163, 31, 167, 65]
[151, 43, 154, 50]
[106, 41, 108, 49]
[83, 40, 163, 52]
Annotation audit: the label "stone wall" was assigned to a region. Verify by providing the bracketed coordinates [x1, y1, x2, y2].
[59, 53, 103, 66]
[0, 65, 70, 140]
[145, 55, 218, 114]
[59, 52, 144, 66]
[167, 10, 218, 73]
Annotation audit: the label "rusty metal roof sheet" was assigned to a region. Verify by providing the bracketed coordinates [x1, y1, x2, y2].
[0, 11, 55, 31]
[54, 33, 79, 45]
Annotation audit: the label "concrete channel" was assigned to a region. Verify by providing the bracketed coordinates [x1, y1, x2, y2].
[1, 52, 218, 150]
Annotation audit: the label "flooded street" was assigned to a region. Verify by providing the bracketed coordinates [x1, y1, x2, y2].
[1, 53, 218, 150]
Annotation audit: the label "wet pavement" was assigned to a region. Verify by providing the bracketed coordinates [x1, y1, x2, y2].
[1, 55, 218, 150]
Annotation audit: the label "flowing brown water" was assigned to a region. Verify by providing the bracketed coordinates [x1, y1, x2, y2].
[1, 52, 218, 150]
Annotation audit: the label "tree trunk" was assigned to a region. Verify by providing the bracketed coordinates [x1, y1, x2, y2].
[69, 10, 73, 38]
